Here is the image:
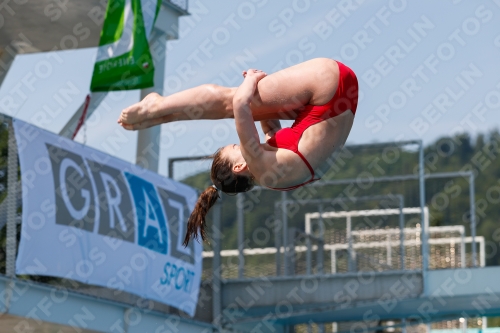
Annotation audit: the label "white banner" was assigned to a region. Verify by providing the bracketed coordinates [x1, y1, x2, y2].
[14, 119, 202, 316]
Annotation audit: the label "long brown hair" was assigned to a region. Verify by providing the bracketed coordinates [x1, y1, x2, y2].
[183, 147, 254, 246]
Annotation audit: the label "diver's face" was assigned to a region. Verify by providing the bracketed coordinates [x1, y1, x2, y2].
[221, 144, 250, 176]
[222, 144, 244, 164]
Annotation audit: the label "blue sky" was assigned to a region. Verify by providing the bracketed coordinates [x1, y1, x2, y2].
[1, 0, 499, 179]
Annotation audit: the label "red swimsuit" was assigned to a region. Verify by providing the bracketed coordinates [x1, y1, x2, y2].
[266, 61, 358, 191]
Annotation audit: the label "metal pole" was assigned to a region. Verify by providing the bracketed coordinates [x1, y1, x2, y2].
[288, 228, 296, 276]
[347, 215, 353, 272]
[306, 210, 312, 275]
[317, 238, 324, 273]
[331, 249, 336, 273]
[419, 141, 428, 273]
[460, 227, 466, 268]
[168, 159, 174, 179]
[263, 170, 476, 190]
[167, 155, 212, 180]
[306, 234, 312, 275]
[279, 194, 413, 210]
[469, 174, 477, 267]
[136, 29, 166, 173]
[386, 233, 392, 266]
[237, 193, 245, 278]
[424, 207, 430, 270]
[6, 119, 18, 278]
[282, 192, 289, 276]
[318, 204, 324, 274]
[167, 155, 475, 192]
[211, 202, 222, 328]
[275, 205, 282, 276]
[348, 139, 421, 150]
[399, 196, 405, 270]
[58, 92, 107, 139]
[480, 238, 485, 267]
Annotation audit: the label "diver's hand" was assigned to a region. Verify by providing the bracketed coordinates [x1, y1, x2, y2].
[242, 69, 267, 82]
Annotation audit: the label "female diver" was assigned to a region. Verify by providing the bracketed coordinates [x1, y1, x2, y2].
[118, 58, 358, 245]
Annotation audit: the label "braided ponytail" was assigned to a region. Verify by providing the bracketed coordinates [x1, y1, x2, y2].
[183, 146, 255, 246]
[183, 185, 219, 246]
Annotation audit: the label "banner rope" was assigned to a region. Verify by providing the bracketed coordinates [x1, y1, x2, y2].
[72, 93, 91, 141]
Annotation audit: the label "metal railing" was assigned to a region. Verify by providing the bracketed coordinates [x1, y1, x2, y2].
[169, 140, 479, 280]
[170, 139, 479, 329]
[201, 225, 484, 278]
[169, 141, 428, 276]
[283, 194, 406, 273]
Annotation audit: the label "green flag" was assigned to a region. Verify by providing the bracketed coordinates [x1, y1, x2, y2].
[90, 0, 161, 92]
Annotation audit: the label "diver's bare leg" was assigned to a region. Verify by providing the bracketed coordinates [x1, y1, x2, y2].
[118, 58, 339, 130]
[118, 84, 236, 130]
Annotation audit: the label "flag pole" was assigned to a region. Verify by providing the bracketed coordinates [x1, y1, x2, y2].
[71, 93, 91, 140]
